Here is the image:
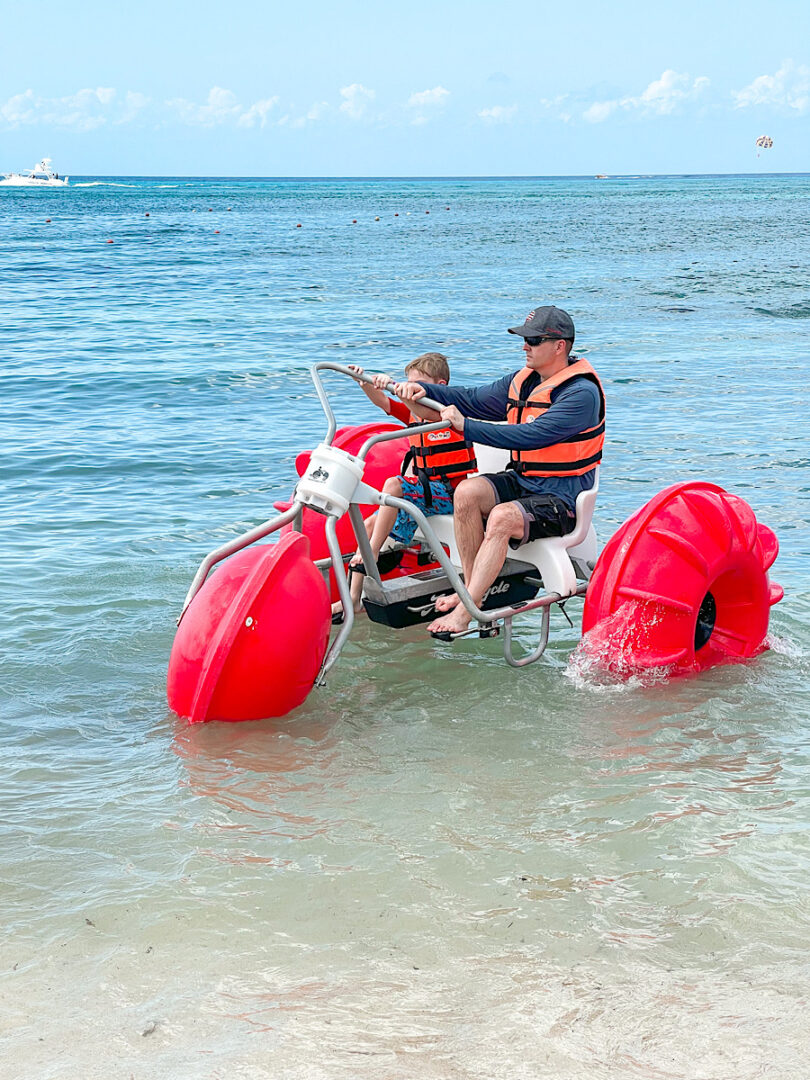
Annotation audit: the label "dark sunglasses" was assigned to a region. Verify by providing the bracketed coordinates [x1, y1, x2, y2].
[523, 335, 560, 347]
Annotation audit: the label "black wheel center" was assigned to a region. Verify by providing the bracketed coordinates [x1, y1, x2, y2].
[694, 591, 717, 651]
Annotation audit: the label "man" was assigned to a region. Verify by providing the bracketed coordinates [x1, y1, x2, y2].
[395, 305, 605, 636]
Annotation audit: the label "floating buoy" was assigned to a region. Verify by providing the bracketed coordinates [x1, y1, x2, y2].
[394, 213, 399, 216]
[167, 533, 330, 722]
[145, 212, 150, 217]
[375, 216, 380, 221]
[425, 210, 430, 214]
[227, 207, 232, 211]
[581, 482, 782, 676]
[45, 218, 51, 223]
[214, 230, 220, 234]
[296, 223, 302, 228]
[208, 208, 213, 212]
[107, 239, 114, 244]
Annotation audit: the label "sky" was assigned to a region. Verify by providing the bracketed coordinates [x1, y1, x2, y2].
[1, 0, 808, 176]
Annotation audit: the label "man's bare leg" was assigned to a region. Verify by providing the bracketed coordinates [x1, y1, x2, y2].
[428, 502, 524, 634]
[433, 476, 497, 613]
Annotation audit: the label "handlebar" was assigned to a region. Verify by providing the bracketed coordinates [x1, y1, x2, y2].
[308, 361, 452, 453]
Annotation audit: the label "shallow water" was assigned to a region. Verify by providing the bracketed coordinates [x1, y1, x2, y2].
[2, 175, 809, 1078]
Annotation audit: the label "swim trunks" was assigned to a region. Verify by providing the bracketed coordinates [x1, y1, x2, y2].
[481, 470, 576, 547]
[390, 476, 455, 544]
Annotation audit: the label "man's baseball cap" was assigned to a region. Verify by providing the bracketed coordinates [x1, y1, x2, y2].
[508, 305, 575, 341]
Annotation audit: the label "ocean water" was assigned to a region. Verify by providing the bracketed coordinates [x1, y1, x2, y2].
[2, 175, 809, 1079]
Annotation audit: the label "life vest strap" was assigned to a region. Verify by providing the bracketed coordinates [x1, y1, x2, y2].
[420, 460, 477, 479]
[555, 420, 606, 445]
[510, 451, 602, 475]
[506, 397, 550, 411]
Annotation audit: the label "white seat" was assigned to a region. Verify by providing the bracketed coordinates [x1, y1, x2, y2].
[414, 446, 599, 599]
[516, 468, 599, 595]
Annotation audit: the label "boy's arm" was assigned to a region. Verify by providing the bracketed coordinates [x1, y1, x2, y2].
[395, 374, 514, 420]
[404, 394, 442, 423]
[347, 365, 393, 414]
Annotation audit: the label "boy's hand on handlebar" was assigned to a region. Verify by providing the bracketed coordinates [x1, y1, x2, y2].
[371, 372, 394, 389]
[394, 381, 426, 401]
[347, 364, 365, 377]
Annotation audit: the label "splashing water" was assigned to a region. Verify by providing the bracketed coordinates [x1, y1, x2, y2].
[565, 601, 675, 689]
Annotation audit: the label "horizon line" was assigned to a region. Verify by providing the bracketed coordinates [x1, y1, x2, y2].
[39, 171, 810, 181]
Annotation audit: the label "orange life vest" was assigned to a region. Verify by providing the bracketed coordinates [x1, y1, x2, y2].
[402, 421, 477, 495]
[506, 358, 605, 477]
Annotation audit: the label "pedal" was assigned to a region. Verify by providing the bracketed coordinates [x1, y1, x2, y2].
[478, 624, 500, 638]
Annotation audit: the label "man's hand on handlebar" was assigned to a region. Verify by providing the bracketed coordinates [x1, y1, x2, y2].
[393, 381, 426, 402]
[440, 405, 465, 432]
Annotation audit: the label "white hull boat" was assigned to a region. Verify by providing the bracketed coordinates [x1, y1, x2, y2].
[1, 158, 69, 187]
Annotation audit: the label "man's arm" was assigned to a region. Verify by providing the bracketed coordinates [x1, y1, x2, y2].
[397, 374, 515, 421]
[462, 379, 602, 450]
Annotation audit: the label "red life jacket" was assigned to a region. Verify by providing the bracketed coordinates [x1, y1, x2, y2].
[401, 420, 477, 497]
[506, 358, 605, 477]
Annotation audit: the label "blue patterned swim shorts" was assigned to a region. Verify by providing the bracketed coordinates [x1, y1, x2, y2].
[390, 476, 455, 544]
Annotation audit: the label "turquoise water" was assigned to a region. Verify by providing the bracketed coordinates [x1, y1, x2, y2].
[2, 176, 809, 1078]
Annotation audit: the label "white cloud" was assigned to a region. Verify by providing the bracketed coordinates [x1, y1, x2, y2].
[279, 101, 330, 128]
[163, 87, 283, 128]
[407, 86, 449, 109]
[237, 97, 279, 128]
[1, 90, 38, 127]
[733, 60, 810, 113]
[478, 104, 517, 123]
[583, 100, 617, 124]
[118, 91, 151, 124]
[1, 85, 290, 132]
[1, 87, 118, 131]
[167, 86, 243, 125]
[583, 69, 709, 123]
[339, 83, 375, 119]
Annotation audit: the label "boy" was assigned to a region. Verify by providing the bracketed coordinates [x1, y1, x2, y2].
[332, 353, 476, 621]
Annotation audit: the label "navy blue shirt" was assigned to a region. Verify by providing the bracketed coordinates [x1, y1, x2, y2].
[418, 367, 602, 510]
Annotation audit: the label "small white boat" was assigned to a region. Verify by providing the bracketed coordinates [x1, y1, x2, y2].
[0, 158, 69, 187]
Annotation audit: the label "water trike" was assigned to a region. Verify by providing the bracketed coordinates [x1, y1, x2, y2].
[167, 364, 783, 722]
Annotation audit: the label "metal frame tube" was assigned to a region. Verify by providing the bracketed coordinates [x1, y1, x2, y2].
[308, 362, 449, 460]
[347, 504, 383, 586]
[318, 515, 357, 678]
[178, 502, 301, 623]
[502, 606, 552, 667]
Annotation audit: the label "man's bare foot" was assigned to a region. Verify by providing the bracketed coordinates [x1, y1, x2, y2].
[428, 604, 472, 636]
[433, 592, 461, 614]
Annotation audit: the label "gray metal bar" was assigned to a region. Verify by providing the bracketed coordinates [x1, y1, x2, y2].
[308, 361, 451, 459]
[502, 606, 552, 668]
[347, 503, 383, 586]
[378, 492, 480, 615]
[178, 502, 301, 623]
[318, 516, 356, 679]
[356, 419, 450, 460]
